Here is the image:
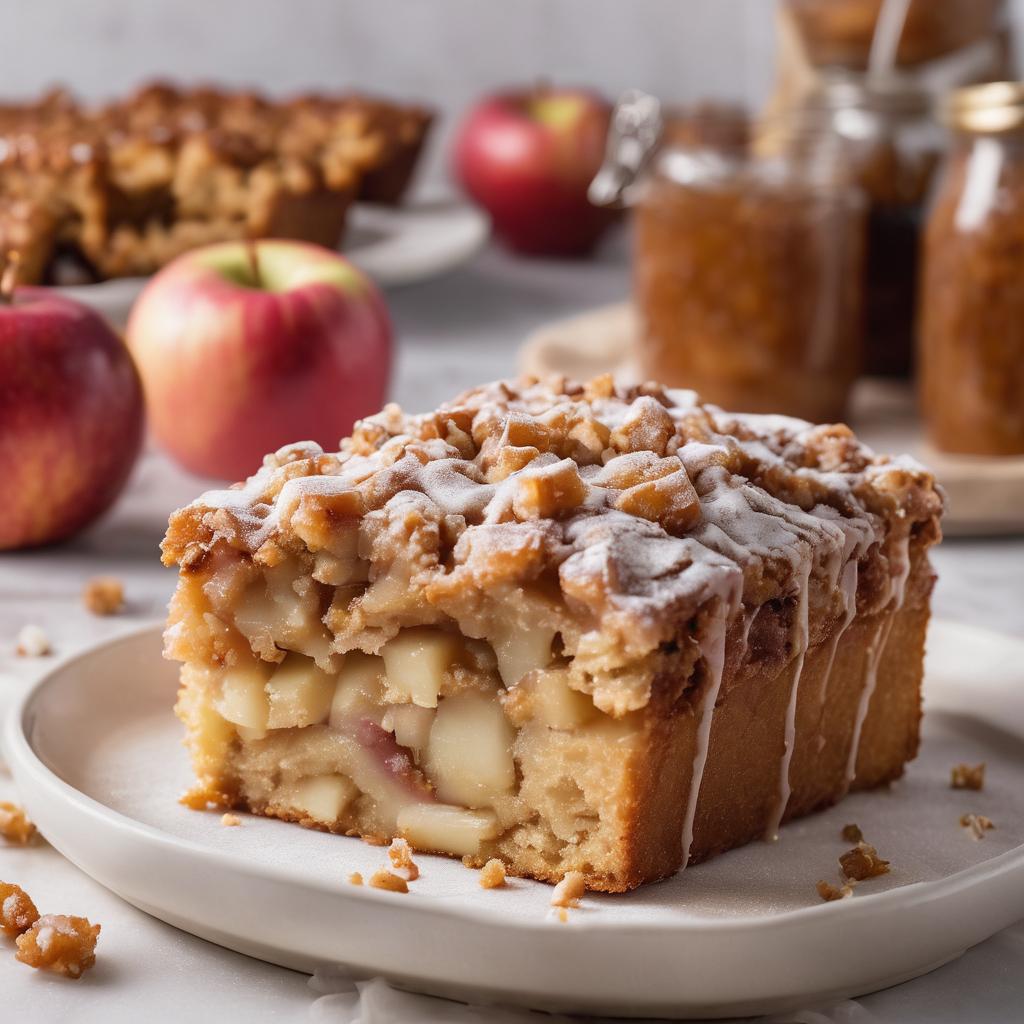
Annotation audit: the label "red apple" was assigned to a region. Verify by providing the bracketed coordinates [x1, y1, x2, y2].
[453, 86, 614, 256]
[126, 240, 392, 481]
[0, 288, 144, 550]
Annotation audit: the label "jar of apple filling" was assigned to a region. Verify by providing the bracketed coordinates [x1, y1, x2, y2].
[592, 91, 866, 423]
[919, 82, 1024, 456]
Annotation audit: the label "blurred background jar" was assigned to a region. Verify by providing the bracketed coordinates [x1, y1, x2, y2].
[593, 92, 866, 424]
[919, 82, 1024, 456]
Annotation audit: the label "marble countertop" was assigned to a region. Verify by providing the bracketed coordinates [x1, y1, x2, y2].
[1, 237, 1022, 1022]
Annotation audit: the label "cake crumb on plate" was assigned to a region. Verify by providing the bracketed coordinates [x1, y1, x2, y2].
[960, 813, 995, 839]
[951, 763, 985, 791]
[368, 869, 408, 894]
[82, 576, 125, 616]
[550, 871, 586, 909]
[15, 624, 49, 658]
[220, 813, 241, 827]
[387, 838, 419, 881]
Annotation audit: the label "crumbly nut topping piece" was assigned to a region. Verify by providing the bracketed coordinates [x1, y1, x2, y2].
[368, 869, 408, 894]
[15, 624, 49, 658]
[0, 882, 39, 938]
[951, 763, 986, 791]
[82, 576, 125, 616]
[220, 813, 241, 827]
[816, 879, 854, 902]
[387, 838, 420, 881]
[960, 813, 995, 840]
[550, 871, 586, 909]
[14, 914, 100, 979]
[0, 802, 36, 845]
[347, 872, 363, 886]
[479, 859, 506, 889]
[841, 823, 863, 843]
[839, 841, 890, 881]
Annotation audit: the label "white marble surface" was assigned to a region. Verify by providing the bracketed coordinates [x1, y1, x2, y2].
[1, 237, 1023, 1021]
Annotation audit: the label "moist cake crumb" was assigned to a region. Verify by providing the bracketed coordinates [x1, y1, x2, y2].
[347, 872, 363, 886]
[0, 881, 39, 937]
[479, 859, 506, 889]
[368, 869, 408, 894]
[951, 763, 985, 791]
[960, 813, 994, 839]
[387, 838, 420, 881]
[15, 624, 49, 658]
[220, 813, 241, 827]
[839, 841, 890, 881]
[550, 871, 586, 909]
[841, 823, 863, 843]
[15, 914, 101, 979]
[0, 802, 36, 845]
[82, 576, 125, 616]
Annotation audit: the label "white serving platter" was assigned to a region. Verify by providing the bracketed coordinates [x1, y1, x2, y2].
[4, 620, 1024, 1019]
[56, 198, 489, 327]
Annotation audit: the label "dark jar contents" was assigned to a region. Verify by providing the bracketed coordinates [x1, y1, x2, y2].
[633, 151, 865, 423]
[919, 82, 1024, 455]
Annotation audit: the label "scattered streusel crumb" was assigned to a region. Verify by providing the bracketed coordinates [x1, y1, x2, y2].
[14, 913, 100, 979]
[960, 813, 995, 840]
[816, 879, 854, 902]
[550, 871, 586, 909]
[348, 872, 363, 886]
[362, 834, 388, 847]
[0, 881, 39, 937]
[839, 841, 890, 881]
[368, 869, 408, 894]
[841, 823, 863, 844]
[82, 576, 125, 616]
[220, 813, 241, 827]
[0, 802, 36, 845]
[387, 838, 420, 881]
[479, 859, 506, 889]
[15, 624, 50, 658]
[951, 763, 986, 791]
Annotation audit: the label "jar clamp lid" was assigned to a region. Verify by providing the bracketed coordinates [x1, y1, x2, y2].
[943, 81, 1024, 134]
[588, 90, 664, 208]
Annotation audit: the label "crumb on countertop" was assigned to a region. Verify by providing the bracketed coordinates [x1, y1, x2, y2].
[839, 842, 890, 882]
[15, 624, 49, 658]
[951, 763, 986, 791]
[347, 872, 363, 886]
[960, 813, 995, 839]
[0, 802, 36, 845]
[479, 859, 506, 890]
[0, 881, 39, 938]
[82, 576, 125, 616]
[368, 869, 408, 894]
[387, 838, 419, 881]
[550, 871, 586, 909]
[816, 879, 855, 902]
[14, 913, 100, 979]
[220, 813, 241, 827]
[841, 823, 863, 844]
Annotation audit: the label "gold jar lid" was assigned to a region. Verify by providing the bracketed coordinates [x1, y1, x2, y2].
[942, 81, 1024, 134]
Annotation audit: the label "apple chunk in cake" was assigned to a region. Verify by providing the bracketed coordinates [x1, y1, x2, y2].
[162, 376, 942, 892]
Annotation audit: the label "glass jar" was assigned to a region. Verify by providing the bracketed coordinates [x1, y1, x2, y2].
[919, 82, 1024, 456]
[592, 92, 866, 424]
[776, 76, 943, 377]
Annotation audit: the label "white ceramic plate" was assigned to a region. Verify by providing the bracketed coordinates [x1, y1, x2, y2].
[56, 199, 489, 326]
[5, 620, 1024, 1019]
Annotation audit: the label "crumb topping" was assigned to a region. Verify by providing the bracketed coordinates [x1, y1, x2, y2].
[368, 869, 408, 894]
[0, 803, 36, 845]
[960, 813, 995, 840]
[387, 838, 420, 881]
[816, 879, 855, 902]
[0, 882, 39, 938]
[840, 823, 863, 843]
[479, 859, 506, 889]
[347, 872, 363, 886]
[839, 841, 890, 881]
[162, 376, 943, 716]
[82, 576, 125, 616]
[14, 914, 100, 979]
[951, 762, 985, 791]
[220, 813, 241, 827]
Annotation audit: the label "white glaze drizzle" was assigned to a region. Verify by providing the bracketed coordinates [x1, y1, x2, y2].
[813, 559, 860, 752]
[844, 533, 912, 789]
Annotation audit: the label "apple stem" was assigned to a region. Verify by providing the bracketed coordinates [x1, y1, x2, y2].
[246, 240, 261, 288]
[0, 250, 21, 303]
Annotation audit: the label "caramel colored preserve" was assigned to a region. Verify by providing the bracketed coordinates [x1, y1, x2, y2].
[919, 83, 1024, 455]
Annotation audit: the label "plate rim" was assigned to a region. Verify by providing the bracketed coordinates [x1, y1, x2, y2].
[5, 618, 1024, 941]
